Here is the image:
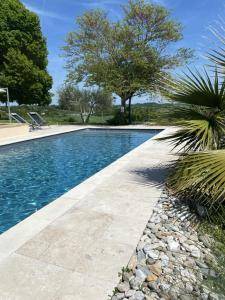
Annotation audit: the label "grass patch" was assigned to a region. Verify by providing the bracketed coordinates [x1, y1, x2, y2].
[0, 105, 113, 125]
[200, 222, 225, 295]
[0, 102, 187, 125]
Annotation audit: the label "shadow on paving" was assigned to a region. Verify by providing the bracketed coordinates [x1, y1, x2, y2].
[130, 163, 173, 188]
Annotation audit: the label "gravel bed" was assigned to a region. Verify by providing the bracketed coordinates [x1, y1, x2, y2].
[110, 192, 224, 300]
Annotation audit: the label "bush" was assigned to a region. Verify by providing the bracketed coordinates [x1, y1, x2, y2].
[107, 106, 153, 125]
[63, 116, 78, 123]
[107, 109, 129, 125]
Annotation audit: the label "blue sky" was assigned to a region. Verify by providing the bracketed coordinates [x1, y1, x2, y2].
[22, 0, 225, 104]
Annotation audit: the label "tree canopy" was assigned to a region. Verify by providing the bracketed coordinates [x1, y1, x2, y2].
[63, 0, 193, 121]
[0, 0, 52, 105]
[58, 84, 113, 123]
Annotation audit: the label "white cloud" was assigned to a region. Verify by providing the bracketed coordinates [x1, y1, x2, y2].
[22, 2, 69, 21]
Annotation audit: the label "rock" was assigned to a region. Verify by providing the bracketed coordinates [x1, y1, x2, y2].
[130, 291, 145, 300]
[180, 295, 194, 300]
[161, 214, 168, 221]
[129, 276, 144, 290]
[160, 254, 169, 267]
[200, 268, 209, 278]
[141, 286, 151, 295]
[183, 257, 196, 268]
[168, 290, 179, 300]
[137, 241, 146, 251]
[185, 282, 193, 293]
[125, 289, 136, 298]
[167, 237, 180, 252]
[189, 245, 201, 258]
[201, 286, 210, 294]
[159, 283, 170, 291]
[181, 269, 189, 278]
[128, 255, 137, 272]
[151, 216, 161, 224]
[148, 282, 159, 291]
[137, 250, 146, 261]
[189, 234, 199, 242]
[110, 192, 221, 300]
[147, 222, 156, 229]
[146, 257, 156, 265]
[149, 262, 162, 276]
[209, 293, 219, 300]
[205, 253, 216, 264]
[196, 260, 209, 269]
[209, 269, 217, 278]
[179, 236, 188, 243]
[117, 282, 130, 293]
[138, 265, 150, 274]
[145, 296, 158, 300]
[116, 293, 124, 300]
[146, 273, 158, 282]
[123, 271, 133, 282]
[145, 249, 159, 260]
[135, 268, 148, 281]
[201, 293, 209, 300]
[149, 242, 164, 250]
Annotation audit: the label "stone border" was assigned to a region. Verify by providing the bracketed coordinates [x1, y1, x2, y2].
[0, 125, 167, 147]
[111, 192, 223, 300]
[0, 126, 170, 263]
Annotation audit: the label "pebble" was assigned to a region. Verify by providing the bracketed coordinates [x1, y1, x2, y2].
[116, 293, 124, 300]
[117, 282, 130, 293]
[135, 268, 148, 281]
[111, 192, 221, 300]
[125, 289, 136, 297]
[146, 273, 158, 282]
[167, 238, 180, 252]
[149, 262, 162, 276]
[129, 277, 143, 290]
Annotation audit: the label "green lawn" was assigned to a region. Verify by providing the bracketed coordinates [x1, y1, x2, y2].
[0, 103, 183, 126]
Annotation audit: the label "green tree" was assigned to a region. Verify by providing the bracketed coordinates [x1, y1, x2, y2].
[63, 0, 193, 123]
[58, 85, 113, 123]
[58, 84, 80, 110]
[0, 0, 52, 105]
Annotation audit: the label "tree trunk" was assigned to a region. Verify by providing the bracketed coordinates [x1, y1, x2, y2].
[121, 98, 126, 114]
[80, 112, 85, 124]
[85, 105, 94, 124]
[79, 103, 85, 124]
[128, 97, 132, 125]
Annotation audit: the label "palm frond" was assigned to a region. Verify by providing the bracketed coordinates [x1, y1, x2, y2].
[158, 107, 225, 152]
[169, 150, 225, 206]
[207, 26, 225, 74]
[163, 68, 225, 109]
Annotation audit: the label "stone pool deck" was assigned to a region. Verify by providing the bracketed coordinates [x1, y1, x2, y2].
[0, 125, 176, 299]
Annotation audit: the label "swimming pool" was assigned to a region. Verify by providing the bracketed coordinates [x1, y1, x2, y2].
[0, 129, 159, 233]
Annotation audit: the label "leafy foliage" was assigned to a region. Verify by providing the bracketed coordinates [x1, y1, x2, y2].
[162, 69, 225, 109]
[0, 0, 52, 105]
[160, 24, 225, 219]
[63, 0, 193, 118]
[58, 85, 113, 123]
[169, 150, 225, 206]
[207, 26, 225, 75]
[159, 106, 225, 152]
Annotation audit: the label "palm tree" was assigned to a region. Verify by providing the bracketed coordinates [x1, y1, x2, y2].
[160, 27, 225, 215]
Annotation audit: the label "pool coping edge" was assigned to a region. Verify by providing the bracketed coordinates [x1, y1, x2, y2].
[0, 126, 173, 262]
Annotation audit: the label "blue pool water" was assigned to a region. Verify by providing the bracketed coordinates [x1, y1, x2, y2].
[0, 129, 159, 233]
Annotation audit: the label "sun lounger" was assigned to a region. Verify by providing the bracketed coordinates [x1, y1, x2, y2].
[11, 113, 37, 131]
[27, 112, 49, 127]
